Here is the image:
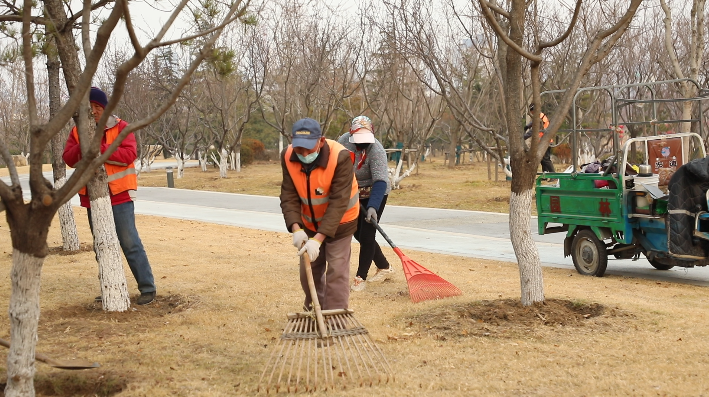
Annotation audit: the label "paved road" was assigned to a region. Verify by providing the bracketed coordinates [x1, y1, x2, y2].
[5, 165, 709, 286]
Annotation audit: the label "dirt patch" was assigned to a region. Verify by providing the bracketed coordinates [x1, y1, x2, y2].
[39, 294, 201, 336]
[47, 243, 94, 256]
[0, 371, 128, 397]
[407, 298, 623, 339]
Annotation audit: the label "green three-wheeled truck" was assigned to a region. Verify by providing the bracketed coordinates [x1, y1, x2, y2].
[536, 80, 709, 276]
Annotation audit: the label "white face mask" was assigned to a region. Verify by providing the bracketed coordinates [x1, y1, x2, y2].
[297, 151, 319, 164]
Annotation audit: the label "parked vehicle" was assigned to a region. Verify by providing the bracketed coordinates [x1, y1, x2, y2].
[536, 80, 709, 276]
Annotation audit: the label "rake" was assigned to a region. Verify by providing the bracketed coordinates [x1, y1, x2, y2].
[368, 215, 462, 303]
[0, 338, 100, 370]
[258, 253, 393, 393]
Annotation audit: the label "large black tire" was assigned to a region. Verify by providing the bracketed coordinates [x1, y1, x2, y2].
[571, 229, 608, 277]
[649, 259, 674, 271]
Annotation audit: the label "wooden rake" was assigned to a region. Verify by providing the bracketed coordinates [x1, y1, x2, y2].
[258, 253, 393, 393]
[368, 215, 462, 303]
[0, 338, 99, 370]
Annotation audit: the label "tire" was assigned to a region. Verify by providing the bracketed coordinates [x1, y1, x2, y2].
[571, 229, 608, 277]
[649, 259, 674, 271]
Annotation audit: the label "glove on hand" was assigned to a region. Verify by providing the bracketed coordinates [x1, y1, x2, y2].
[365, 207, 378, 224]
[298, 238, 322, 262]
[292, 229, 308, 248]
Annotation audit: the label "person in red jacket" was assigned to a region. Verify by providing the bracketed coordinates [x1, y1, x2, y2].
[63, 87, 156, 305]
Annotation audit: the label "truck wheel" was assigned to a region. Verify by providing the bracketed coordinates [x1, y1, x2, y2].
[649, 260, 674, 271]
[571, 230, 608, 277]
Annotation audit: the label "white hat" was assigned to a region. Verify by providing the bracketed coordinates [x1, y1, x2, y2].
[349, 130, 375, 144]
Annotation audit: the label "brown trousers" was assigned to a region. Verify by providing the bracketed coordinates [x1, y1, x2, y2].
[299, 235, 352, 310]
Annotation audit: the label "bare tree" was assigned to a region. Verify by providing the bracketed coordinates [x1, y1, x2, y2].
[660, 0, 705, 133]
[0, 0, 249, 394]
[478, 0, 642, 306]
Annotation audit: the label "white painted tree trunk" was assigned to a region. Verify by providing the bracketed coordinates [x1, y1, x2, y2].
[509, 189, 545, 306]
[5, 250, 43, 397]
[199, 150, 208, 172]
[219, 148, 228, 178]
[90, 195, 131, 312]
[174, 152, 185, 178]
[86, 169, 131, 312]
[235, 150, 241, 173]
[388, 157, 416, 189]
[53, 177, 80, 251]
[229, 151, 236, 171]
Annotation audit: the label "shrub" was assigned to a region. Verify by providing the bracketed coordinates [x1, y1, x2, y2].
[240, 144, 253, 165]
[242, 138, 266, 160]
[551, 143, 571, 164]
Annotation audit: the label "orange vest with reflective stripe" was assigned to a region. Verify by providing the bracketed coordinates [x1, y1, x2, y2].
[71, 120, 137, 196]
[285, 140, 359, 231]
[538, 112, 551, 142]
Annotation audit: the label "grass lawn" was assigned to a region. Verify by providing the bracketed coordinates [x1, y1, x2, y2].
[2, 157, 707, 395]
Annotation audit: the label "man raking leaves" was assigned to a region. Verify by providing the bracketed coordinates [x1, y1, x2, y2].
[259, 118, 392, 392]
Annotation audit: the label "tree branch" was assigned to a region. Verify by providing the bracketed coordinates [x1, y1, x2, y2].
[539, 0, 582, 50]
[479, 0, 541, 62]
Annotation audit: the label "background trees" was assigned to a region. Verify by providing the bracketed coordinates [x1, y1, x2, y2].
[2, 0, 709, 392]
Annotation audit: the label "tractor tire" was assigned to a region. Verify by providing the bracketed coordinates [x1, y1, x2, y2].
[571, 230, 608, 277]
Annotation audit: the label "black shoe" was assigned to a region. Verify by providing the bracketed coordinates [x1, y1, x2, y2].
[136, 292, 156, 305]
[94, 296, 102, 303]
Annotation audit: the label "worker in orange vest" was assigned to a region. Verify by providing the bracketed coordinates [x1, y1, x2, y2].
[63, 87, 156, 305]
[280, 118, 359, 311]
[523, 103, 554, 173]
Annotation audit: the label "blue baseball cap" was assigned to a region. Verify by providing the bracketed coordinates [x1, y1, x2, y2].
[291, 118, 322, 150]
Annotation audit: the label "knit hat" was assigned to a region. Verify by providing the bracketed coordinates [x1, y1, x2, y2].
[90, 87, 108, 109]
[349, 116, 375, 144]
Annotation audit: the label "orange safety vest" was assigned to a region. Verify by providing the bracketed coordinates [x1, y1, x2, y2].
[71, 119, 137, 196]
[538, 112, 551, 142]
[285, 140, 359, 231]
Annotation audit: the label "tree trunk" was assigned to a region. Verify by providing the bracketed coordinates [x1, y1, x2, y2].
[46, 30, 79, 252]
[53, 177, 80, 251]
[87, 170, 130, 312]
[5, 250, 43, 397]
[509, 189, 544, 305]
[175, 152, 185, 178]
[199, 150, 208, 172]
[219, 148, 228, 178]
[235, 148, 241, 173]
[447, 139, 456, 169]
[503, 0, 545, 306]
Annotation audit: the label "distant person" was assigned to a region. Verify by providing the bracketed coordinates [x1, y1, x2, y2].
[280, 117, 359, 310]
[62, 87, 156, 305]
[338, 116, 393, 292]
[523, 103, 554, 173]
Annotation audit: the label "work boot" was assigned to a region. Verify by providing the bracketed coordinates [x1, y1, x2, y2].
[136, 292, 156, 305]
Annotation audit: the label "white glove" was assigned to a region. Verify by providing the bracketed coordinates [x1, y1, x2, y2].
[292, 229, 308, 248]
[365, 207, 378, 224]
[298, 238, 322, 262]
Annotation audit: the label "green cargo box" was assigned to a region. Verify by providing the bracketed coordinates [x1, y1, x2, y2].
[536, 173, 632, 243]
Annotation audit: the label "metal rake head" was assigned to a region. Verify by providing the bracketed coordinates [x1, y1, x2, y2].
[258, 309, 394, 393]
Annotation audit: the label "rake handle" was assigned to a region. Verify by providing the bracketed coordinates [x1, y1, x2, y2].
[360, 204, 397, 249]
[302, 253, 329, 338]
[0, 337, 68, 367]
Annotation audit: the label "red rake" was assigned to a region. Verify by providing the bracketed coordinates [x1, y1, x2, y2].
[368, 214, 462, 303]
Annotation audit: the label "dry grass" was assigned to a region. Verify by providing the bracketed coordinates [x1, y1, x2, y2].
[2, 158, 708, 395]
[137, 159, 520, 213]
[2, 208, 709, 396]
